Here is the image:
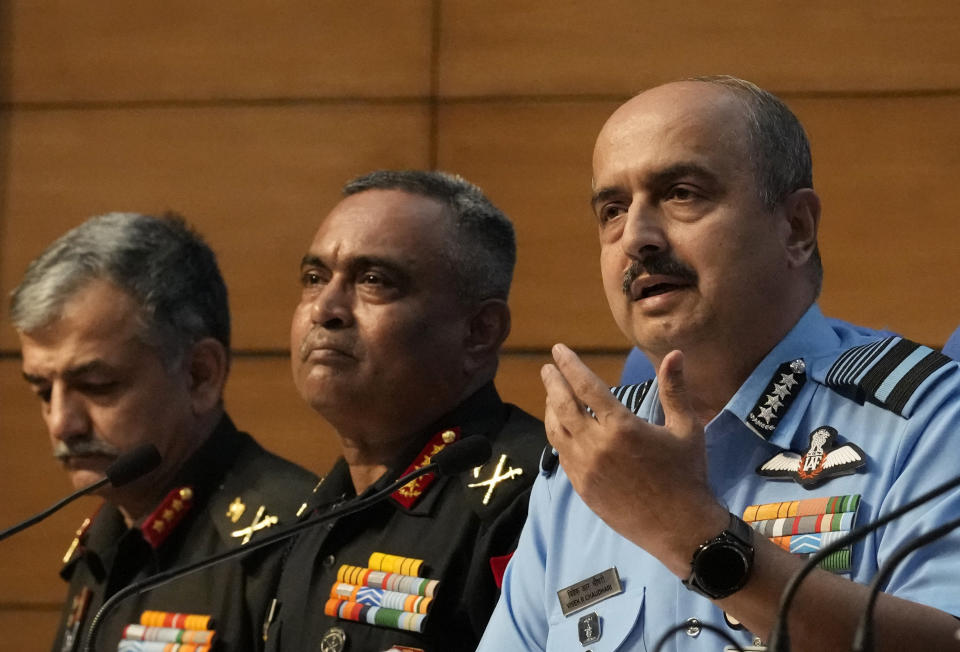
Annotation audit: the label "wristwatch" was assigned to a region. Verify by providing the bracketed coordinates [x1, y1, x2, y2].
[682, 512, 755, 599]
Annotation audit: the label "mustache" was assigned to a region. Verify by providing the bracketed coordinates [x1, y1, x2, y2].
[52, 437, 123, 461]
[622, 254, 699, 296]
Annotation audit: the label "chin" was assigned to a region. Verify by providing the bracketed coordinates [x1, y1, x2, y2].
[66, 467, 109, 493]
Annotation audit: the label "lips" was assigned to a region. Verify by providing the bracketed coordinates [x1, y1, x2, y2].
[299, 337, 355, 362]
[629, 275, 693, 301]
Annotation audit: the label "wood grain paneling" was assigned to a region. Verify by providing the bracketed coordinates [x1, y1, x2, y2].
[439, 0, 960, 97]
[437, 100, 629, 350]
[0, 609, 63, 652]
[438, 97, 960, 348]
[4, 1, 433, 103]
[792, 96, 960, 345]
[0, 103, 431, 351]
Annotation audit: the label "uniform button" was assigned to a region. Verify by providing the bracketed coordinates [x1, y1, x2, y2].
[323, 554, 336, 567]
[685, 618, 702, 637]
[320, 626, 347, 652]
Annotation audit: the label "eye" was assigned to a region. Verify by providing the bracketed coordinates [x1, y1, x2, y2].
[78, 381, 119, 396]
[300, 269, 323, 287]
[33, 386, 52, 403]
[664, 185, 699, 202]
[597, 202, 627, 224]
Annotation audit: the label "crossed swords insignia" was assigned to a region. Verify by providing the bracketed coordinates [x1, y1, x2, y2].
[468, 454, 523, 505]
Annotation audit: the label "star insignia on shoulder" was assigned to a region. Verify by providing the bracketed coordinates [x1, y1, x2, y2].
[757, 426, 866, 488]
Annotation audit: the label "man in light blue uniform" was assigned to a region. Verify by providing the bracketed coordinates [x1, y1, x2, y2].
[479, 77, 960, 651]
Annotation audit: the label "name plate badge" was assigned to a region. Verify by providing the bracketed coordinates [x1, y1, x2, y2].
[557, 567, 623, 617]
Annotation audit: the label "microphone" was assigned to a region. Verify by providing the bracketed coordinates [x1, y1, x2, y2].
[0, 444, 161, 543]
[767, 471, 960, 652]
[851, 513, 960, 652]
[83, 436, 492, 652]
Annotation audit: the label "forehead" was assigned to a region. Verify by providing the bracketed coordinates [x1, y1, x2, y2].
[593, 82, 754, 187]
[19, 279, 147, 369]
[308, 189, 453, 262]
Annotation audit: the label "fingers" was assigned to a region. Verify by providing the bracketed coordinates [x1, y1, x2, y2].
[656, 350, 700, 437]
[550, 344, 622, 419]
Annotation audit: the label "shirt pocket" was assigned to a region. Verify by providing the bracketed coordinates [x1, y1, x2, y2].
[546, 586, 646, 652]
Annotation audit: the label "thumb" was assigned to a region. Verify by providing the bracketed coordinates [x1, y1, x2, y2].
[657, 350, 700, 436]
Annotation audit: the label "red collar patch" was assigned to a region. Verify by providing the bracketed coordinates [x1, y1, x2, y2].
[140, 487, 194, 548]
[391, 428, 461, 509]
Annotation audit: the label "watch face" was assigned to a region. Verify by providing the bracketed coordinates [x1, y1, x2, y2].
[697, 542, 751, 594]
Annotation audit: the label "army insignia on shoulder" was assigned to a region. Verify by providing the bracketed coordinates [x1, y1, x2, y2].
[746, 359, 807, 438]
[468, 454, 523, 505]
[230, 505, 279, 544]
[226, 497, 246, 523]
[758, 426, 865, 488]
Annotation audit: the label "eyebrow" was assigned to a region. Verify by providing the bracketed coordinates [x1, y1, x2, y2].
[590, 162, 722, 210]
[301, 253, 407, 272]
[22, 360, 115, 385]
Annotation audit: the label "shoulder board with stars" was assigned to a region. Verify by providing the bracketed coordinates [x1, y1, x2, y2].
[819, 336, 954, 417]
[746, 359, 807, 439]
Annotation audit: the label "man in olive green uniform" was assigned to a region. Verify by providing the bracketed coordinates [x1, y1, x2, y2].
[11, 213, 317, 652]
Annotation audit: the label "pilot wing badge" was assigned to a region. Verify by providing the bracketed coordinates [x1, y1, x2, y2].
[758, 426, 865, 489]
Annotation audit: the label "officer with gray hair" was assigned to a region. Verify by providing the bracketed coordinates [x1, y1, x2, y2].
[11, 212, 316, 652]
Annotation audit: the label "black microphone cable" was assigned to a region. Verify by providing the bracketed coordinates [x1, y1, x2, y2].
[767, 471, 960, 652]
[0, 444, 161, 542]
[83, 436, 491, 652]
[850, 513, 960, 652]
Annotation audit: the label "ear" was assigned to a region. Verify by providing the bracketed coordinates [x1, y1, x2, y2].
[187, 337, 229, 415]
[781, 188, 820, 268]
[464, 299, 511, 369]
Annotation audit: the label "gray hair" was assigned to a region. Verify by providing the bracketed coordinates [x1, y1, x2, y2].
[688, 75, 822, 289]
[343, 170, 516, 303]
[10, 212, 230, 367]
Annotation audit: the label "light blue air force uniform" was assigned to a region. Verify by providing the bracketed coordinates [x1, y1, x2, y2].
[478, 306, 960, 651]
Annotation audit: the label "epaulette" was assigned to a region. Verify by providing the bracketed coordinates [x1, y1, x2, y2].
[819, 336, 954, 417]
[610, 380, 654, 415]
[539, 381, 654, 478]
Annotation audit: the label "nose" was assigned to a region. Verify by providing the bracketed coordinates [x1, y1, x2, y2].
[45, 384, 90, 443]
[308, 277, 354, 330]
[621, 197, 669, 261]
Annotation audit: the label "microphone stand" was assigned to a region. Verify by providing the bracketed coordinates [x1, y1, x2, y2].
[0, 477, 109, 542]
[851, 514, 960, 652]
[767, 471, 960, 652]
[84, 461, 442, 652]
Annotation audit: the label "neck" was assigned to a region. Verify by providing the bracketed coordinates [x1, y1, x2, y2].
[647, 302, 811, 424]
[113, 412, 221, 527]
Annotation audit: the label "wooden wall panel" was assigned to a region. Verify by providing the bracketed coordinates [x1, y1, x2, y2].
[792, 96, 960, 345]
[0, 358, 94, 604]
[437, 101, 629, 350]
[0, 611, 63, 652]
[439, 0, 960, 96]
[438, 98, 960, 349]
[0, 104, 432, 350]
[5, 1, 433, 103]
